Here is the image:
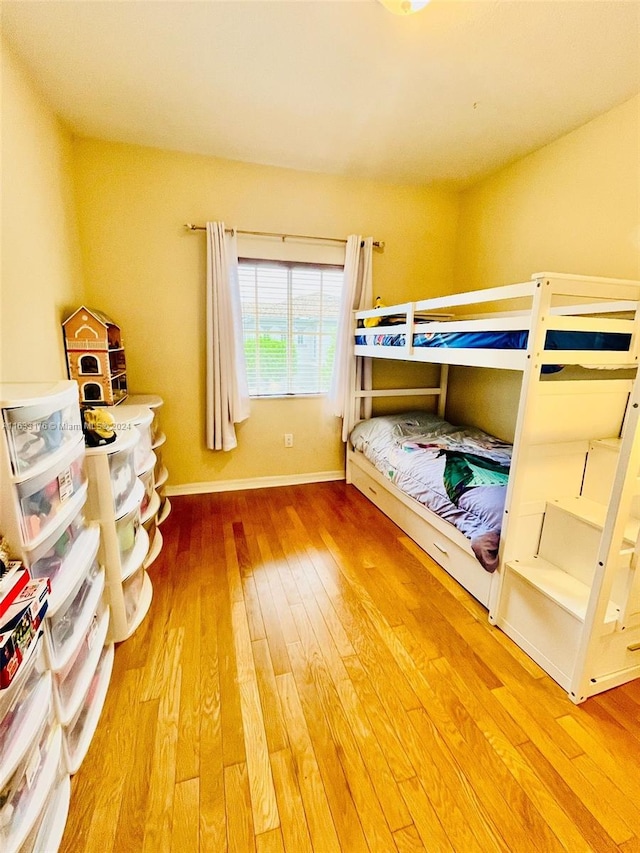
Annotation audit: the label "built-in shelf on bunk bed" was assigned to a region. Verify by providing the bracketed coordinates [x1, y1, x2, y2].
[348, 271, 640, 703]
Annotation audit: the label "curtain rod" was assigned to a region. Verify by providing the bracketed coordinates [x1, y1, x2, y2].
[184, 223, 384, 249]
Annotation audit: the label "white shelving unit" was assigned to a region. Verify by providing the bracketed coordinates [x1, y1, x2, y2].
[84, 430, 152, 643]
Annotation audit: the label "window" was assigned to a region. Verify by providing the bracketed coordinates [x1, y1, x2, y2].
[238, 259, 343, 397]
[79, 354, 100, 374]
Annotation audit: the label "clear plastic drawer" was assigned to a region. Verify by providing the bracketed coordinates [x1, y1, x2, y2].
[44, 561, 104, 673]
[52, 602, 109, 726]
[115, 504, 140, 563]
[139, 463, 156, 517]
[0, 706, 60, 853]
[107, 405, 153, 475]
[23, 513, 85, 585]
[1, 383, 81, 479]
[16, 440, 86, 547]
[123, 565, 145, 626]
[17, 769, 69, 853]
[0, 638, 49, 790]
[63, 643, 113, 774]
[108, 442, 137, 516]
[27, 520, 100, 619]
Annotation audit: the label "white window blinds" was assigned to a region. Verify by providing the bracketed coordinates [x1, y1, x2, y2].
[238, 259, 343, 397]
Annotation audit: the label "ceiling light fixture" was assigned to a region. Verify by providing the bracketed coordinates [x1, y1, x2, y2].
[378, 0, 430, 15]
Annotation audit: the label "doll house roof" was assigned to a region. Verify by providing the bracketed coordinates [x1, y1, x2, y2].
[63, 306, 120, 330]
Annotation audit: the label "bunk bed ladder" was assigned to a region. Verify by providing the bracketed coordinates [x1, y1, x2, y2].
[570, 375, 640, 702]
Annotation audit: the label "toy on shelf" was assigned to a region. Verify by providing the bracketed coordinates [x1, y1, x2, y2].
[62, 307, 128, 406]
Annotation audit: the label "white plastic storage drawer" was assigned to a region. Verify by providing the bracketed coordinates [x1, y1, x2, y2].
[22, 513, 86, 584]
[123, 565, 145, 626]
[28, 520, 100, 619]
[142, 512, 157, 547]
[116, 503, 141, 564]
[44, 561, 105, 674]
[63, 643, 114, 774]
[107, 442, 137, 516]
[153, 449, 165, 484]
[1, 383, 81, 479]
[0, 707, 61, 853]
[15, 439, 86, 547]
[0, 637, 50, 791]
[17, 770, 70, 853]
[52, 602, 109, 726]
[138, 456, 156, 517]
[106, 405, 154, 475]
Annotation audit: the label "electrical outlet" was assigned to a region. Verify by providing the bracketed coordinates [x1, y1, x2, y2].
[284, 433, 294, 447]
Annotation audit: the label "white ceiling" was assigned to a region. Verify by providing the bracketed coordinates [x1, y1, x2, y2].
[2, 0, 639, 188]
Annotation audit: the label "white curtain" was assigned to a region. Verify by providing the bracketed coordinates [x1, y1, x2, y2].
[205, 222, 250, 451]
[327, 235, 373, 441]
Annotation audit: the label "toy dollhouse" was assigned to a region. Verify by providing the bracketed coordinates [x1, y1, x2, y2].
[62, 307, 128, 406]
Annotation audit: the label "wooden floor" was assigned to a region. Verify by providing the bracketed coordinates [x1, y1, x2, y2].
[61, 483, 640, 853]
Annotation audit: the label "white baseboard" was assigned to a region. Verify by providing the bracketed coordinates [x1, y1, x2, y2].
[165, 469, 345, 496]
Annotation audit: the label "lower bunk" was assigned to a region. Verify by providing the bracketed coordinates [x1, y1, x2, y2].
[346, 412, 507, 609]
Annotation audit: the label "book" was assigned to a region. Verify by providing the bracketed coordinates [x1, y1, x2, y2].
[0, 565, 31, 621]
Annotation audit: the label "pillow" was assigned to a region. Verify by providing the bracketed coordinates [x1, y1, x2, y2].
[350, 410, 450, 447]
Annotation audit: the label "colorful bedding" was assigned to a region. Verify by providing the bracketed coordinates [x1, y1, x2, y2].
[350, 411, 512, 573]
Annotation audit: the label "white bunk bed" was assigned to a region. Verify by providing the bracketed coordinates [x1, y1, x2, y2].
[347, 271, 640, 703]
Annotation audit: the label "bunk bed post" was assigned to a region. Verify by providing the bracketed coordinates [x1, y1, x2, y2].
[437, 364, 449, 419]
[488, 275, 552, 619]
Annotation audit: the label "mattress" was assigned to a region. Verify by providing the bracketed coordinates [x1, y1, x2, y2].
[355, 328, 631, 353]
[350, 411, 512, 573]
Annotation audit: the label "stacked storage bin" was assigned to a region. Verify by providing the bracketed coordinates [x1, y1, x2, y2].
[0, 381, 112, 851]
[116, 396, 170, 566]
[105, 404, 162, 569]
[84, 429, 152, 643]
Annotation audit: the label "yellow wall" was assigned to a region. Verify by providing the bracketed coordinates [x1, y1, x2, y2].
[454, 94, 640, 290]
[446, 95, 640, 439]
[0, 40, 85, 382]
[71, 139, 458, 488]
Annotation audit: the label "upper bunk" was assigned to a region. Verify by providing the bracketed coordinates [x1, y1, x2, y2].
[353, 272, 640, 371]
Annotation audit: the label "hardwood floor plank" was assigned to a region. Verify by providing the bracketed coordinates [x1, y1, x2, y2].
[275, 671, 341, 853]
[342, 653, 416, 783]
[114, 696, 161, 853]
[217, 559, 247, 768]
[176, 593, 201, 783]
[398, 775, 455, 852]
[286, 641, 370, 853]
[243, 573, 267, 641]
[142, 639, 183, 853]
[200, 577, 227, 853]
[225, 763, 256, 853]
[255, 827, 286, 853]
[394, 823, 427, 853]
[270, 749, 314, 853]
[252, 637, 290, 754]
[171, 778, 200, 853]
[239, 679, 280, 835]
[226, 529, 280, 835]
